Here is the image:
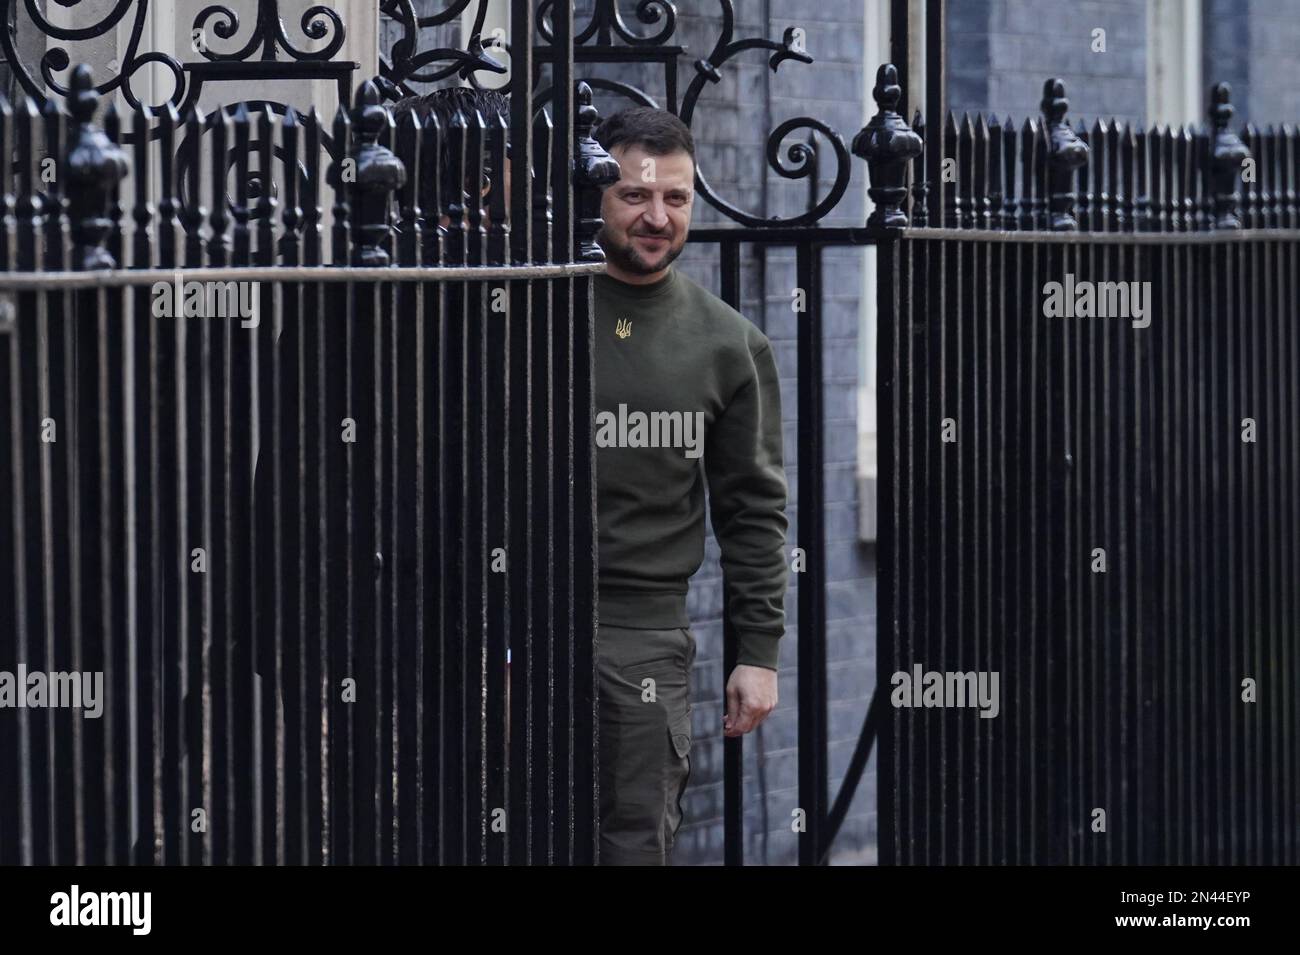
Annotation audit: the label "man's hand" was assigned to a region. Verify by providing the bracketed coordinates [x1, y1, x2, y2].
[723, 664, 778, 737]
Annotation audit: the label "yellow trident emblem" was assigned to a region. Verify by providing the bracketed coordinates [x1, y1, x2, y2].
[615, 318, 632, 339]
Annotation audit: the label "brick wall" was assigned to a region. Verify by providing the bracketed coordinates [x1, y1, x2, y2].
[948, 0, 1300, 132]
[1204, 0, 1300, 124]
[949, 0, 1148, 128]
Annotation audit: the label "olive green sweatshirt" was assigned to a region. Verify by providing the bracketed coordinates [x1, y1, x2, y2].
[593, 265, 789, 670]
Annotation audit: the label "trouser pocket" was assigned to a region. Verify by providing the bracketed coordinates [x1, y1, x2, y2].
[596, 625, 694, 864]
[665, 706, 692, 852]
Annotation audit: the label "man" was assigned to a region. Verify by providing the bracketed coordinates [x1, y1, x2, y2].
[231, 88, 515, 861]
[390, 86, 510, 238]
[591, 107, 789, 865]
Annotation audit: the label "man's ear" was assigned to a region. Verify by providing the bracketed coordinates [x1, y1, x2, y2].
[480, 176, 492, 198]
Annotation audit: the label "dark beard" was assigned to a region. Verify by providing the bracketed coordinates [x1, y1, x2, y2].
[597, 225, 684, 275]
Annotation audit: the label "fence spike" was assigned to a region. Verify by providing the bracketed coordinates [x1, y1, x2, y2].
[159, 102, 182, 268]
[1164, 124, 1185, 231]
[418, 106, 444, 265]
[910, 109, 928, 226]
[255, 105, 277, 265]
[0, 94, 14, 271]
[131, 103, 151, 267]
[1168, 123, 1184, 231]
[232, 102, 252, 265]
[1119, 121, 1135, 232]
[1178, 124, 1196, 232]
[280, 108, 303, 266]
[1001, 114, 1016, 230]
[987, 113, 1002, 229]
[1283, 123, 1298, 228]
[302, 107, 323, 266]
[444, 105, 468, 264]
[394, 107, 422, 267]
[486, 104, 510, 265]
[183, 106, 208, 266]
[1243, 121, 1260, 228]
[1017, 117, 1036, 230]
[1192, 122, 1212, 231]
[1147, 123, 1164, 231]
[1105, 120, 1123, 231]
[207, 106, 232, 266]
[1266, 123, 1282, 228]
[1076, 118, 1091, 229]
[1092, 116, 1112, 232]
[102, 100, 124, 265]
[1256, 123, 1273, 227]
[329, 103, 351, 266]
[530, 106, 552, 262]
[464, 102, 486, 266]
[42, 94, 66, 270]
[961, 111, 977, 228]
[15, 96, 42, 272]
[1133, 124, 1148, 232]
[941, 111, 959, 227]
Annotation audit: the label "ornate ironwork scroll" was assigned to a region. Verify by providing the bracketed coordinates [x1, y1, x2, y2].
[4, 1, 870, 228]
[382, 1, 859, 227]
[2, 0, 354, 124]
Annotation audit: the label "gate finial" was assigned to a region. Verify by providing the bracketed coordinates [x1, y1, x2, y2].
[1208, 83, 1250, 230]
[853, 64, 923, 230]
[65, 64, 128, 270]
[1040, 78, 1088, 231]
[573, 82, 620, 262]
[350, 79, 406, 266]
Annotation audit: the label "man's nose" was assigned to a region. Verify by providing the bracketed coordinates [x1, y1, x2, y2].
[642, 195, 669, 229]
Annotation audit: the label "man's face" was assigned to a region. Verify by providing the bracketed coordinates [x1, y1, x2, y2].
[437, 149, 512, 233]
[596, 144, 694, 281]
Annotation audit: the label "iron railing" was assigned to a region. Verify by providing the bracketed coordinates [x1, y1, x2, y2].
[875, 69, 1300, 864]
[4, 0, 1292, 868]
[0, 0, 615, 864]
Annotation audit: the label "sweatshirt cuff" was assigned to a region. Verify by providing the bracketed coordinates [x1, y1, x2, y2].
[736, 631, 782, 671]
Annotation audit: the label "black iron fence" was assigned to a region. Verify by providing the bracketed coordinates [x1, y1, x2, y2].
[0, 23, 617, 861]
[3, 0, 1295, 868]
[876, 71, 1300, 864]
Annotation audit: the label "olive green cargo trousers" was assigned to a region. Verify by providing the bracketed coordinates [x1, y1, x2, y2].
[597, 623, 697, 866]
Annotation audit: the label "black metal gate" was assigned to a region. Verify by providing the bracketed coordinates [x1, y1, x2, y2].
[0, 1, 614, 865]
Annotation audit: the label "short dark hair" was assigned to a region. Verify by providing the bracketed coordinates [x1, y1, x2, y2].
[391, 86, 511, 210]
[593, 107, 695, 168]
[392, 86, 509, 130]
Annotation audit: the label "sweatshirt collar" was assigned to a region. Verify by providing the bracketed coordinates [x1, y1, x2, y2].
[595, 266, 678, 301]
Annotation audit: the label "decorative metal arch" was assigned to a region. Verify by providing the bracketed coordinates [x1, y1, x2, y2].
[536, 1, 847, 226]
[3, 0, 866, 227]
[387, 0, 859, 228]
[378, 0, 507, 97]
